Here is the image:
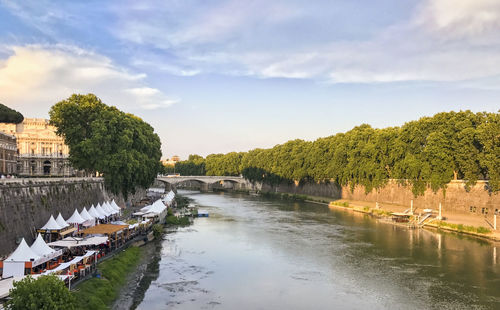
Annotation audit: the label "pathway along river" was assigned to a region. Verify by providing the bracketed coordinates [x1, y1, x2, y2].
[136, 190, 500, 309]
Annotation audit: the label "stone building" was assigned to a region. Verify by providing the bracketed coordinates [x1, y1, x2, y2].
[162, 155, 180, 167]
[0, 132, 17, 175]
[0, 118, 77, 176]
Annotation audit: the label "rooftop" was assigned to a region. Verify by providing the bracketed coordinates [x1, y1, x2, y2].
[80, 224, 129, 235]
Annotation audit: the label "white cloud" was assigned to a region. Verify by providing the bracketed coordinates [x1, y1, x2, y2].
[416, 0, 500, 38]
[0, 45, 178, 115]
[111, 0, 500, 85]
[131, 59, 201, 77]
[112, 0, 300, 48]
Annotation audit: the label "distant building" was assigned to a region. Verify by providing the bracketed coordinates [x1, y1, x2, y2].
[0, 118, 77, 176]
[0, 131, 17, 175]
[162, 155, 180, 167]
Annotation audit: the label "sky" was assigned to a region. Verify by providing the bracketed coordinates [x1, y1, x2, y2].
[0, 0, 499, 159]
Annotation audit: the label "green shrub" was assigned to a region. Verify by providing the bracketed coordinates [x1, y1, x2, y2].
[152, 224, 163, 239]
[8, 275, 76, 310]
[165, 215, 191, 226]
[476, 226, 491, 234]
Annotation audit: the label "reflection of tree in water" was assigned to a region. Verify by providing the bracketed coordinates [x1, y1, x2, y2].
[129, 242, 163, 310]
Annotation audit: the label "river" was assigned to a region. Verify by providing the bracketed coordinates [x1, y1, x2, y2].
[135, 190, 500, 309]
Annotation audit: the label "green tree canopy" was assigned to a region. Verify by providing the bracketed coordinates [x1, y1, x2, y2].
[7, 275, 76, 310]
[0, 103, 24, 123]
[175, 110, 500, 196]
[174, 154, 206, 175]
[49, 94, 162, 197]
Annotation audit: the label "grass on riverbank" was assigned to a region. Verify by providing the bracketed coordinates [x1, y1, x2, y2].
[165, 215, 190, 226]
[260, 191, 308, 201]
[330, 201, 351, 208]
[435, 221, 491, 234]
[73, 246, 142, 310]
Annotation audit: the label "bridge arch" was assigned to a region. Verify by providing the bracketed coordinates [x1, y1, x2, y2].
[156, 176, 249, 191]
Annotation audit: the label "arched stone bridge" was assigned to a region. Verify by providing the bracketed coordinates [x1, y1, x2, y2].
[156, 175, 252, 191]
[157, 175, 244, 185]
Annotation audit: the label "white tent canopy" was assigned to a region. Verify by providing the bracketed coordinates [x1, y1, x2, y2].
[30, 234, 62, 262]
[40, 215, 63, 231]
[103, 202, 118, 215]
[55, 213, 69, 228]
[3, 239, 46, 277]
[5, 239, 40, 262]
[89, 205, 105, 219]
[30, 234, 55, 257]
[80, 207, 96, 227]
[162, 191, 175, 205]
[66, 209, 86, 225]
[80, 207, 94, 221]
[111, 200, 120, 211]
[140, 204, 152, 212]
[96, 203, 110, 217]
[146, 199, 167, 215]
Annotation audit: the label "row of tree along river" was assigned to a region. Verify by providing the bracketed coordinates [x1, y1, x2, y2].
[169, 111, 500, 196]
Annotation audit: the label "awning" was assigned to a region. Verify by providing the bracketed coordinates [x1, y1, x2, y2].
[48, 236, 108, 249]
[59, 227, 77, 236]
[80, 224, 129, 236]
[391, 212, 411, 217]
[44, 251, 96, 275]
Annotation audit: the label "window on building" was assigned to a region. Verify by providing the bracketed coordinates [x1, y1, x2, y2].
[481, 207, 488, 215]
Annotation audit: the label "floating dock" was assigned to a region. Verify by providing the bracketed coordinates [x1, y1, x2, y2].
[197, 210, 209, 217]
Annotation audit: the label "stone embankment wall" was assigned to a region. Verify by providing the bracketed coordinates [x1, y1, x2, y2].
[259, 179, 499, 220]
[0, 178, 146, 257]
[341, 180, 499, 219]
[260, 181, 341, 199]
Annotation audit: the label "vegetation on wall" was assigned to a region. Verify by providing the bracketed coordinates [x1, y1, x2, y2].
[0, 103, 24, 123]
[172, 111, 500, 195]
[49, 94, 162, 197]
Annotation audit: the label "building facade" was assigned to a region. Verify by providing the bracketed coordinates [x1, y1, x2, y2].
[0, 119, 77, 176]
[162, 155, 180, 167]
[0, 132, 17, 175]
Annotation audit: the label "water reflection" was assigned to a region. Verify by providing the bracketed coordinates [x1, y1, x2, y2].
[137, 191, 500, 309]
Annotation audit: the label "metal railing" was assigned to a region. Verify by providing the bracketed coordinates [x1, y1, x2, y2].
[0, 177, 103, 185]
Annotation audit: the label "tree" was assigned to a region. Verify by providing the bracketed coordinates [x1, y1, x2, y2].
[0, 103, 24, 123]
[49, 94, 162, 197]
[198, 110, 500, 195]
[174, 154, 206, 176]
[477, 112, 500, 192]
[7, 275, 76, 310]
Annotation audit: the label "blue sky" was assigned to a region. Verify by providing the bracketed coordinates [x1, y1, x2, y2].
[1, 0, 499, 159]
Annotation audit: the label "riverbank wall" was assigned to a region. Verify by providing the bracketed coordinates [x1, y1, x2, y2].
[0, 178, 146, 257]
[259, 179, 499, 223]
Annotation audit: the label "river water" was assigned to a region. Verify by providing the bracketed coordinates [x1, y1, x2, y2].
[136, 191, 500, 310]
